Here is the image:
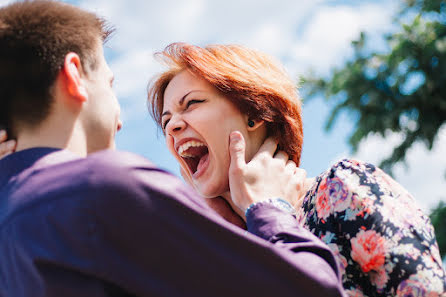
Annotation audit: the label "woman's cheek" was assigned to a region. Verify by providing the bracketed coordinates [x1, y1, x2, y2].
[166, 136, 178, 158]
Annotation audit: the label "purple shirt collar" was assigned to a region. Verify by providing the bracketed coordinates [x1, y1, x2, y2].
[0, 148, 80, 184]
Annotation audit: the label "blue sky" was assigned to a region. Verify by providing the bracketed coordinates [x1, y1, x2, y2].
[1, 0, 445, 211]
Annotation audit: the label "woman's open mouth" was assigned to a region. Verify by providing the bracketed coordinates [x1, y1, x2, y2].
[177, 140, 210, 177]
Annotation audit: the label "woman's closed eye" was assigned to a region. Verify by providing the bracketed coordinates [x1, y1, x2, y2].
[162, 119, 170, 131]
[185, 99, 205, 109]
[162, 99, 205, 131]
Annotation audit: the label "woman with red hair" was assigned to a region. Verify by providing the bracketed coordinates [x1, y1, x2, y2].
[148, 42, 445, 296]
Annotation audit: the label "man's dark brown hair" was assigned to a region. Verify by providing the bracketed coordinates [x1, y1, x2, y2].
[0, 0, 114, 137]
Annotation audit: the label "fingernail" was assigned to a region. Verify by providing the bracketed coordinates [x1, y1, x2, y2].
[230, 131, 241, 141]
[0, 130, 5, 138]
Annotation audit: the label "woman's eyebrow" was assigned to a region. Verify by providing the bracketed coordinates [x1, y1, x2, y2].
[161, 90, 199, 118]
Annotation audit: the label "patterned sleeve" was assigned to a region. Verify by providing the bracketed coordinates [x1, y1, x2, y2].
[301, 159, 446, 297]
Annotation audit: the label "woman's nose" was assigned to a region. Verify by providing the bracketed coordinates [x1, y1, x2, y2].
[166, 115, 186, 135]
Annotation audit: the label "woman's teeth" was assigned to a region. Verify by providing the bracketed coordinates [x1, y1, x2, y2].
[178, 140, 206, 157]
[177, 140, 210, 174]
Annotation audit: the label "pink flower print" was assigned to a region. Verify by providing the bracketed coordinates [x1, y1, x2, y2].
[328, 243, 348, 276]
[379, 169, 412, 197]
[369, 266, 389, 290]
[397, 278, 427, 297]
[345, 288, 365, 297]
[327, 177, 352, 213]
[315, 179, 331, 221]
[351, 230, 386, 273]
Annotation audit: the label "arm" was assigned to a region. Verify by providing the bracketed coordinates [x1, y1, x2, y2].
[89, 152, 345, 297]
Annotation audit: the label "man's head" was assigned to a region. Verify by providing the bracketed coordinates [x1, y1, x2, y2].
[0, 0, 120, 154]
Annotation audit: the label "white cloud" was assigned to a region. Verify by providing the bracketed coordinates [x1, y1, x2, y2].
[100, 0, 443, 216]
[109, 49, 157, 99]
[351, 125, 446, 212]
[77, 0, 326, 120]
[77, 0, 399, 109]
[78, 0, 320, 53]
[290, 2, 397, 77]
[71, 0, 405, 178]
[351, 131, 405, 165]
[5, 0, 443, 213]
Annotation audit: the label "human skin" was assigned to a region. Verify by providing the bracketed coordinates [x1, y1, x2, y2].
[0, 58, 307, 219]
[162, 70, 312, 221]
[11, 40, 121, 157]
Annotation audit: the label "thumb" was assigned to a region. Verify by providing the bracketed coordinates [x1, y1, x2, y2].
[229, 131, 246, 171]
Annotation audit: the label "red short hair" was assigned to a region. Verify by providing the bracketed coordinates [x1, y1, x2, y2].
[148, 42, 303, 165]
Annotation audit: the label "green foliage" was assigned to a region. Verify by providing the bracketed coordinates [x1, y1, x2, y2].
[302, 0, 446, 174]
[404, 0, 445, 13]
[429, 201, 446, 258]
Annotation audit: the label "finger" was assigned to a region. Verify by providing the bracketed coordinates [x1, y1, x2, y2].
[274, 151, 289, 164]
[294, 167, 307, 179]
[255, 137, 278, 158]
[0, 139, 16, 156]
[285, 159, 296, 171]
[292, 168, 307, 184]
[0, 130, 7, 142]
[229, 131, 246, 171]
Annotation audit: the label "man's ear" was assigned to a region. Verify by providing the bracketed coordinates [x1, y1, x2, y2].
[62, 53, 88, 102]
[246, 118, 265, 132]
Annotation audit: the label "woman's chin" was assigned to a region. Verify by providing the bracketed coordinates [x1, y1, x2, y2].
[193, 180, 228, 199]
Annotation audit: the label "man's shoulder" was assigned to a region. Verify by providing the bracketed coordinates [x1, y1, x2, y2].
[1, 149, 185, 226]
[81, 149, 178, 192]
[28, 149, 169, 190]
[2, 149, 174, 210]
[85, 150, 157, 170]
[83, 150, 192, 198]
[81, 150, 206, 227]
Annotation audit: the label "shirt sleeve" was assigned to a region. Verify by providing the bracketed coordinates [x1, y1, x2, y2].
[87, 155, 345, 297]
[305, 159, 446, 296]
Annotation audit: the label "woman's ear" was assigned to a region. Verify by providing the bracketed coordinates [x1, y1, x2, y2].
[246, 118, 265, 132]
[62, 52, 88, 103]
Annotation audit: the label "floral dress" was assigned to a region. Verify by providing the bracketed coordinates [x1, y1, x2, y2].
[299, 159, 446, 297]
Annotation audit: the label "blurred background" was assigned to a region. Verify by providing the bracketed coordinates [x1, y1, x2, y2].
[1, 0, 444, 260]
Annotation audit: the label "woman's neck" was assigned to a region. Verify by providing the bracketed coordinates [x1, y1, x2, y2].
[221, 191, 243, 217]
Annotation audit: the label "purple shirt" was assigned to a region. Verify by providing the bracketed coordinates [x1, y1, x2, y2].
[0, 148, 345, 297]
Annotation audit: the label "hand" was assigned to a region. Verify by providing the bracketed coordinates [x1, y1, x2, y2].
[0, 130, 16, 159]
[228, 131, 307, 219]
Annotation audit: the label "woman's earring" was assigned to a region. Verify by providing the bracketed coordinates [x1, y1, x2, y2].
[248, 119, 255, 128]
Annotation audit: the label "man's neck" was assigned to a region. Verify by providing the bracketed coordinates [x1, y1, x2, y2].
[15, 120, 87, 157]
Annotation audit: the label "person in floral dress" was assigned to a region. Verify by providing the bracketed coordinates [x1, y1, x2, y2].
[3, 42, 444, 296]
[147, 43, 445, 296]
